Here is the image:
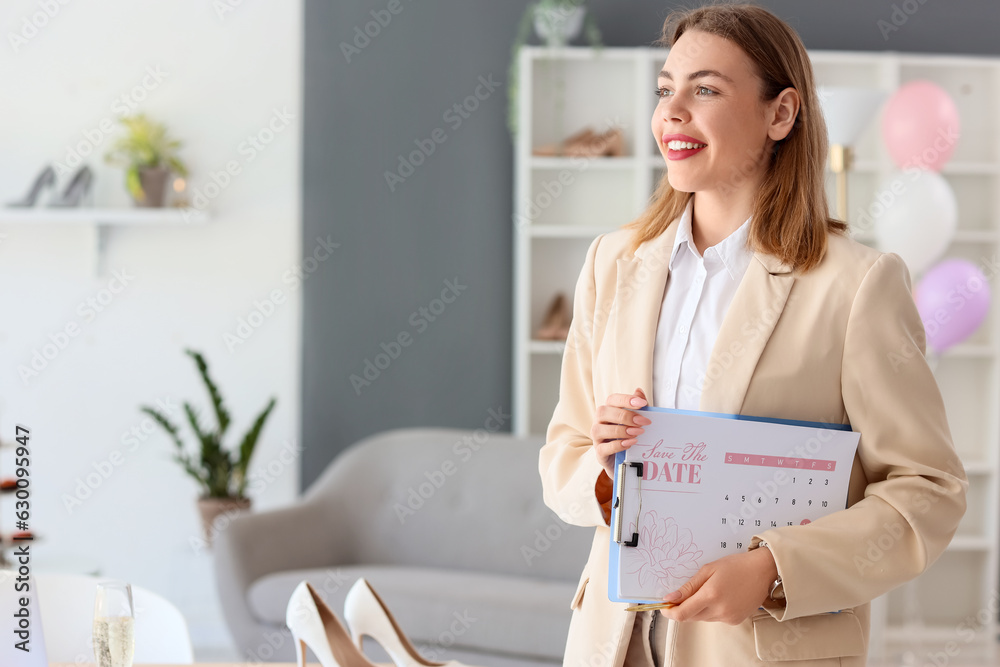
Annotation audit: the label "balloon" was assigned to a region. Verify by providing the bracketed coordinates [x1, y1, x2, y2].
[915, 259, 991, 354]
[871, 169, 957, 276]
[882, 80, 961, 172]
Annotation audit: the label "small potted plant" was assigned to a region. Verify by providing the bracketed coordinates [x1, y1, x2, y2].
[507, 0, 604, 138]
[140, 349, 277, 544]
[105, 113, 189, 207]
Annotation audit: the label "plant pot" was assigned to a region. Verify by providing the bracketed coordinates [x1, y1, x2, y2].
[197, 496, 251, 546]
[136, 165, 171, 207]
[533, 5, 586, 47]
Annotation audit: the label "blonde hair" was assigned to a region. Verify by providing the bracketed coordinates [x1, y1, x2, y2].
[623, 2, 847, 273]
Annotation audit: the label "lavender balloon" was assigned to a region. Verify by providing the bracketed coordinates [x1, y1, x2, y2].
[915, 259, 992, 353]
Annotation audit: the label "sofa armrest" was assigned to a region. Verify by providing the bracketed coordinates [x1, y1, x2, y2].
[214, 499, 351, 642]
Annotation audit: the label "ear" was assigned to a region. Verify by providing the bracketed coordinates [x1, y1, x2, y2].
[767, 87, 800, 142]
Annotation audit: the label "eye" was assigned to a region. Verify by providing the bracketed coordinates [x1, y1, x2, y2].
[654, 85, 716, 99]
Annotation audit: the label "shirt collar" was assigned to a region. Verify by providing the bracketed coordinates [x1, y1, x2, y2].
[669, 196, 754, 281]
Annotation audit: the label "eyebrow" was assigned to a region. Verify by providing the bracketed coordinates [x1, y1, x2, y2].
[658, 69, 734, 84]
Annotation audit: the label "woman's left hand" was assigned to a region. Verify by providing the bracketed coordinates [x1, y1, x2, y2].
[657, 547, 779, 625]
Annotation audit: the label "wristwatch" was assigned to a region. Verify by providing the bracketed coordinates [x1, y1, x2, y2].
[758, 540, 785, 601]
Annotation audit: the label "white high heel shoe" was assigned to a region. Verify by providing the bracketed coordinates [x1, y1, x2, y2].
[286, 580, 380, 667]
[344, 578, 481, 667]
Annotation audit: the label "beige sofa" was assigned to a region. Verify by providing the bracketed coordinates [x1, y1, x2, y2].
[213, 427, 593, 666]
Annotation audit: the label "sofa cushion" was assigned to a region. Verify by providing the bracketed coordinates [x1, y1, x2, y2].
[248, 565, 575, 661]
[303, 428, 592, 581]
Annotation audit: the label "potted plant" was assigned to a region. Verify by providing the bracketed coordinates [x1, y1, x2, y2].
[140, 349, 277, 544]
[104, 113, 189, 207]
[507, 0, 604, 138]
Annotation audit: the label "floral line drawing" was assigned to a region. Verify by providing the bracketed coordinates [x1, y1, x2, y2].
[624, 510, 703, 596]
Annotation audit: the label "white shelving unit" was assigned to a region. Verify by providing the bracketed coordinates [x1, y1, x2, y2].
[0, 207, 209, 276]
[513, 45, 1000, 661]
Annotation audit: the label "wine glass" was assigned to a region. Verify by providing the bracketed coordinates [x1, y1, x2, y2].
[93, 581, 135, 667]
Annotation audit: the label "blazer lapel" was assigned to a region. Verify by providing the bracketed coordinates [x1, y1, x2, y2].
[611, 220, 795, 415]
[698, 252, 795, 415]
[611, 222, 678, 407]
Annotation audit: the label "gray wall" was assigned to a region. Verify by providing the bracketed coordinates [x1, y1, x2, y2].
[301, 0, 1000, 489]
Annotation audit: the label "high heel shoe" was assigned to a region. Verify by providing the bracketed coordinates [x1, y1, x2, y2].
[535, 292, 571, 341]
[532, 125, 626, 158]
[48, 165, 94, 207]
[7, 165, 56, 207]
[286, 580, 379, 667]
[344, 578, 481, 667]
[532, 126, 595, 157]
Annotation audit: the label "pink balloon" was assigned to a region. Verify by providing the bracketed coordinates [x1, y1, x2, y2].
[915, 259, 991, 353]
[882, 80, 961, 172]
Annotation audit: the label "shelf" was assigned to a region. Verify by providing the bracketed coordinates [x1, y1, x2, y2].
[947, 535, 994, 551]
[529, 156, 636, 170]
[0, 207, 206, 225]
[825, 160, 1000, 175]
[0, 207, 210, 275]
[940, 161, 1000, 175]
[524, 45, 648, 61]
[851, 230, 998, 245]
[962, 460, 995, 475]
[945, 344, 996, 358]
[529, 339, 567, 354]
[528, 225, 614, 238]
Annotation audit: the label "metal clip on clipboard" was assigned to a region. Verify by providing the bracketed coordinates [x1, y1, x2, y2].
[612, 461, 643, 548]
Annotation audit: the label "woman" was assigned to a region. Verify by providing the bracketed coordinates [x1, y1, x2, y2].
[538, 4, 968, 666]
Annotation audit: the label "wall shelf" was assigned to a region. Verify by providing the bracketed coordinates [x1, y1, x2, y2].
[0, 207, 210, 276]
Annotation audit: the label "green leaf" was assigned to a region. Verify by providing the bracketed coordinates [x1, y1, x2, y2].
[235, 397, 277, 496]
[183, 403, 223, 489]
[184, 349, 231, 436]
[139, 406, 184, 450]
[144, 348, 278, 500]
[173, 453, 210, 495]
[126, 166, 144, 201]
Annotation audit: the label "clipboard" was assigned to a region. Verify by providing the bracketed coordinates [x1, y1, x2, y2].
[608, 406, 859, 606]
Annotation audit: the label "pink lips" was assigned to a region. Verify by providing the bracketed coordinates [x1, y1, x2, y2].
[667, 145, 706, 161]
[662, 133, 707, 161]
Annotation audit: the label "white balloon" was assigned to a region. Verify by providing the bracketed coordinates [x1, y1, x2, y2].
[871, 169, 957, 276]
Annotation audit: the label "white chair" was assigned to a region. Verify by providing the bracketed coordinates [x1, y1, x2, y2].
[28, 572, 194, 664]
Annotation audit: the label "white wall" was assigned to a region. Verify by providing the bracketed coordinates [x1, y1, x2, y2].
[0, 0, 301, 656]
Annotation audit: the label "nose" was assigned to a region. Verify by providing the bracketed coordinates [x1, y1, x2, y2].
[662, 96, 690, 124]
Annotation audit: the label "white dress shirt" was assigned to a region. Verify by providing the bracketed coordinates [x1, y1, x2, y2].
[652, 197, 755, 410]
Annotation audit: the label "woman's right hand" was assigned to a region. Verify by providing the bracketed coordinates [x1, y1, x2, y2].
[592, 387, 651, 478]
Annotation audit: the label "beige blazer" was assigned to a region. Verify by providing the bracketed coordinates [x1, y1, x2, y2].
[539, 216, 968, 667]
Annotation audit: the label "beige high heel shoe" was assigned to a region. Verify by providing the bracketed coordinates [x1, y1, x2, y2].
[344, 578, 482, 667]
[286, 580, 380, 667]
[532, 126, 626, 158]
[535, 292, 571, 341]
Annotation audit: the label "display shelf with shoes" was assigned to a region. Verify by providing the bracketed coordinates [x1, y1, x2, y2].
[514, 44, 1000, 663]
[0, 162, 210, 276]
[532, 125, 627, 158]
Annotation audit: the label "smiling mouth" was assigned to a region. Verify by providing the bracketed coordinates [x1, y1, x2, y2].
[666, 140, 708, 150]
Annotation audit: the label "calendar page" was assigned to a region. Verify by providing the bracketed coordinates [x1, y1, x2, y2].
[608, 406, 860, 604]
